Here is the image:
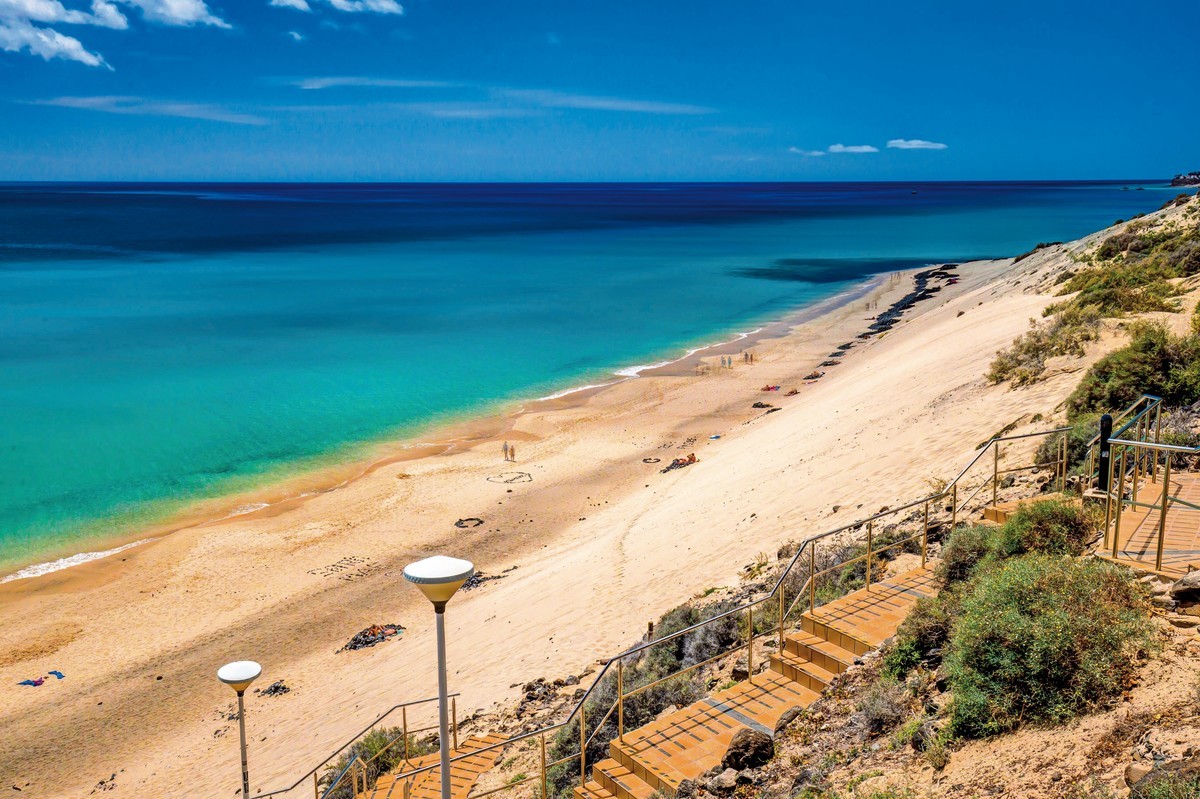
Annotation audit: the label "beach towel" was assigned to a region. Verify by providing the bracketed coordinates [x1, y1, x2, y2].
[18, 678, 45, 687]
[49, 670, 65, 679]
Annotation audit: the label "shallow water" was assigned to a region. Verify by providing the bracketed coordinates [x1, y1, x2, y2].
[0, 181, 1172, 573]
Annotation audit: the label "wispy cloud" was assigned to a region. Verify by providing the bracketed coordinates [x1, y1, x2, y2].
[827, 143, 879, 154]
[788, 147, 825, 157]
[502, 89, 714, 115]
[0, 0, 227, 68]
[887, 138, 948, 150]
[32, 95, 269, 125]
[271, 0, 403, 13]
[295, 76, 456, 90]
[287, 29, 303, 41]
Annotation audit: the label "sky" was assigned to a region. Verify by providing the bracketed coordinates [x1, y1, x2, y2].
[0, 0, 1197, 181]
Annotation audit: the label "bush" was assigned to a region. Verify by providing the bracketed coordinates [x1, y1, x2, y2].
[321, 728, 433, 799]
[988, 306, 1102, 385]
[855, 680, 907, 736]
[993, 498, 1095, 558]
[937, 525, 994, 584]
[946, 556, 1153, 738]
[1034, 413, 1101, 478]
[1132, 772, 1200, 799]
[1067, 322, 1200, 418]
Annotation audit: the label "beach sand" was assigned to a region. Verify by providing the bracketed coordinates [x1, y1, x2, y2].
[0, 243, 1104, 797]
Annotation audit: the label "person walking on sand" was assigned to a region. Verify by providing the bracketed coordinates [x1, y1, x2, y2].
[509, 444, 516, 462]
[502, 441, 510, 461]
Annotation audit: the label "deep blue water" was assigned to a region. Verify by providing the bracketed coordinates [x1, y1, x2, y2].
[0, 181, 1172, 575]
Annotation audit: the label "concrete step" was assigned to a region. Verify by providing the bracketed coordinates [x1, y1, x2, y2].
[592, 758, 658, 799]
[799, 614, 872, 657]
[575, 780, 617, 799]
[781, 630, 856, 674]
[768, 650, 837, 692]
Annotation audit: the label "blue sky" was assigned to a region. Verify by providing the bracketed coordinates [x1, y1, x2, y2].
[1, 0, 1197, 181]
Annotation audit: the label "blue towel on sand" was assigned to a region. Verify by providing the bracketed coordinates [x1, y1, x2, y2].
[49, 670, 65, 679]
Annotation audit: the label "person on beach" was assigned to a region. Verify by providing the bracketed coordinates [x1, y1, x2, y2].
[502, 441, 510, 461]
[509, 445, 517, 462]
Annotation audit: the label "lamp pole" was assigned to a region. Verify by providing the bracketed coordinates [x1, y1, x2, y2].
[403, 555, 474, 799]
[218, 660, 262, 799]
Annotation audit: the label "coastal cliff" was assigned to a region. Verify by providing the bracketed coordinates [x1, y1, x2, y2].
[1171, 171, 1200, 187]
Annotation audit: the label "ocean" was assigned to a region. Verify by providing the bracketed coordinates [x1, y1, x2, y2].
[0, 181, 1174, 578]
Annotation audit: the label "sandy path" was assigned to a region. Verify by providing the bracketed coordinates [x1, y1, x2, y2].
[0, 251, 1089, 798]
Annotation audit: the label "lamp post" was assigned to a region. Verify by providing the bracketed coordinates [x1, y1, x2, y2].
[218, 660, 262, 798]
[403, 555, 474, 799]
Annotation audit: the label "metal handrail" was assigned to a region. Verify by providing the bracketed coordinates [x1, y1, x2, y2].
[270, 421, 1080, 799]
[257, 694, 454, 799]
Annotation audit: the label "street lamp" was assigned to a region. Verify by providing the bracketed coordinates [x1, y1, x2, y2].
[403, 555, 474, 799]
[218, 660, 262, 798]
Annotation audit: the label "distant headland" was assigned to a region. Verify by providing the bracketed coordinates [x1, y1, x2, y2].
[1171, 171, 1200, 187]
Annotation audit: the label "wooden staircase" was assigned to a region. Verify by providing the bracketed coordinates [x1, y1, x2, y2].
[575, 567, 937, 799]
[361, 733, 508, 799]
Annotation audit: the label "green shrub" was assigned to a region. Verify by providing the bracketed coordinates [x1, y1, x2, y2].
[883, 587, 965, 679]
[937, 525, 994, 584]
[988, 306, 1102, 385]
[1067, 322, 1200, 418]
[993, 498, 1095, 558]
[946, 556, 1153, 738]
[855, 680, 907, 736]
[1034, 414, 1101, 478]
[1132, 772, 1200, 799]
[321, 728, 433, 799]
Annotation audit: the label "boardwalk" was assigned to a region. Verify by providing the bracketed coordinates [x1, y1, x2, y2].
[1110, 472, 1200, 577]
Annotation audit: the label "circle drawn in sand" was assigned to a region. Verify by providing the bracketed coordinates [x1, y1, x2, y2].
[487, 471, 533, 484]
[642, 458, 661, 464]
[455, 518, 484, 529]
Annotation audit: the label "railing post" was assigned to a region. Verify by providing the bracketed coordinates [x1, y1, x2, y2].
[1132, 422, 1142, 505]
[777, 588, 785, 652]
[1153, 405, 1163, 481]
[922, 500, 929, 568]
[617, 659, 625, 742]
[951, 482, 957, 530]
[1113, 447, 1128, 558]
[809, 542, 816, 613]
[402, 707, 409, 765]
[313, 771, 319, 799]
[451, 697, 458, 751]
[579, 704, 586, 789]
[1060, 435, 1068, 492]
[865, 519, 873, 590]
[746, 603, 754, 684]
[992, 442, 1000, 505]
[1157, 456, 1171, 572]
[540, 733, 548, 799]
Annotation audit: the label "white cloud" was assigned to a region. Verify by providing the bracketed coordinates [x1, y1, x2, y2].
[286, 29, 302, 40]
[827, 143, 879, 154]
[788, 147, 825, 157]
[33, 95, 268, 124]
[503, 89, 713, 115]
[887, 138, 948, 150]
[122, 0, 227, 27]
[0, 16, 108, 66]
[273, 0, 402, 13]
[295, 76, 455, 89]
[0, 0, 226, 68]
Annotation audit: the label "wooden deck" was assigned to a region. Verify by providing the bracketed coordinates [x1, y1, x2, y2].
[1108, 472, 1200, 577]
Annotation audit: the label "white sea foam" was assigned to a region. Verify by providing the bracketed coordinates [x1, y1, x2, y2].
[537, 381, 620, 401]
[1, 538, 156, 584]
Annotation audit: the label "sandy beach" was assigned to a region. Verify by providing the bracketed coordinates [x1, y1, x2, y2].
[0, 240, 1107, 797]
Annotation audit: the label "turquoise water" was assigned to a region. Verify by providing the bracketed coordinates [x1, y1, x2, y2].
[0, 182, 1174, 575]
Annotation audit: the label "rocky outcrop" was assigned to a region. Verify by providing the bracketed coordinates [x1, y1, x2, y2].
[1171, 171, 1200, 187]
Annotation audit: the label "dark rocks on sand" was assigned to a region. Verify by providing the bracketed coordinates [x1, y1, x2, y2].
[1170, 570, 1200, 600]
[721, 727, 774, 771]
[774, 706, 803, 734]
[338, 623, 405, 652]
[707, 768, 740, 795]
[256, 680, 290, 697]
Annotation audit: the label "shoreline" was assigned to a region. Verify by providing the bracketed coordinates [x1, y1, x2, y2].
[0, 274, 885, 586]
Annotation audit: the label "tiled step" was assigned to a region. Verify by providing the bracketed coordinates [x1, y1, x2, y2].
[575, 780, 617, 799]
[609, 671, 819, 793]
[768, 650, 837, 693]
[367, 734, 508, 799]
[591, 758, 657, 799]
[799, 614, 872, 656]
[781, 630, 855, 674]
